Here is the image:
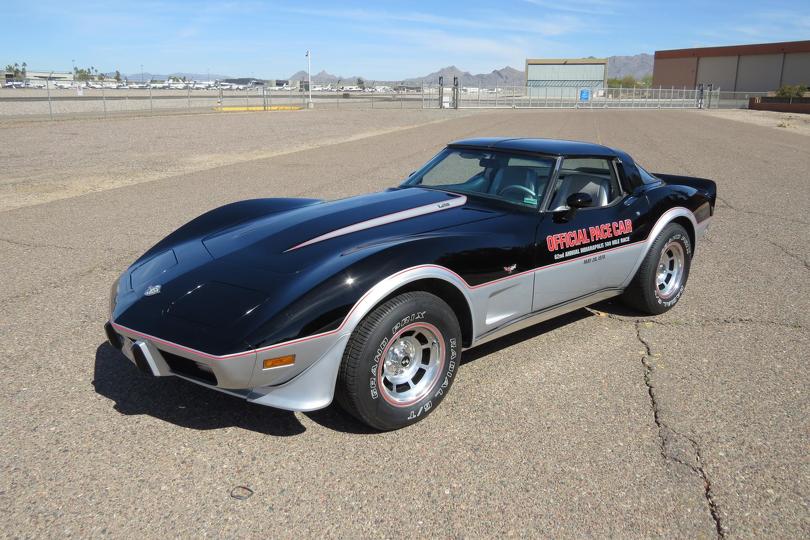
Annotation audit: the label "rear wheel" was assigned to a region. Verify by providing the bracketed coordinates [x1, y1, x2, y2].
[336, 292, 461, 431]
[622, 222, 692, 315]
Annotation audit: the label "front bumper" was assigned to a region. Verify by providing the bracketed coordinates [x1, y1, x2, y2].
[104, 321, 349, 411]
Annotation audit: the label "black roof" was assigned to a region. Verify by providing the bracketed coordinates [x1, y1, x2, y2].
[448, 137, 617, 157]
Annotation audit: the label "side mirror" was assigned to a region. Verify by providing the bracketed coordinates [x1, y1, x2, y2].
[566, 192, 593, 209]
[553, 192, 592, 223]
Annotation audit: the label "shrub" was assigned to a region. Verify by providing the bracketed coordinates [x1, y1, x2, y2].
[775, 84, 808, 98]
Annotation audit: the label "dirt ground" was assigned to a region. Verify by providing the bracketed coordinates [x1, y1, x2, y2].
[705, 108, 810, 136]
[0, 109, 474, 211]
[0, 109, 808, 538]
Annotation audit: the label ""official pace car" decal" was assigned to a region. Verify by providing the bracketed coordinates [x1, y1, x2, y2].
[546, 219, 633, 260]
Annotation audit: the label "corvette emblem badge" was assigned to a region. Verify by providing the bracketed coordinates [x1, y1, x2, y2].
[144, 284, 162, 296]
[503, 264, 517, 273]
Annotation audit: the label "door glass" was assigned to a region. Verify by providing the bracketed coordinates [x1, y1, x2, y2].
[548, 157, 622, 210]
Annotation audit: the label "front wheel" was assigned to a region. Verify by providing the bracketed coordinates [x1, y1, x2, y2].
[335, 292, 462, 430]
[622, 222, 692, 315]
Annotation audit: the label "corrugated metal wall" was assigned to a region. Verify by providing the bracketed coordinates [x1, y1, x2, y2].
[526, 63, 606, 98]
[654, 49, 810, 91]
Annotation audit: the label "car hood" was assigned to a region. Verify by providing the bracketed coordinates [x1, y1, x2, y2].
[112, 188, 499, 354]
[200, 187, 494, 273]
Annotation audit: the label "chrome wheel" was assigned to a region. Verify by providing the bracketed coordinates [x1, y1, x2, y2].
[656, 240, 685, 300]
[378, 323, 444, 407]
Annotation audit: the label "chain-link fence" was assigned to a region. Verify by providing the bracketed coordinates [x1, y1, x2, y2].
[420, 85, 759, 110]
[0, 81, 769, 120]
[0, 86, 312, 120]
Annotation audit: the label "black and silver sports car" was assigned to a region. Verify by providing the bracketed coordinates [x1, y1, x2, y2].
[105, 138, 716, 430]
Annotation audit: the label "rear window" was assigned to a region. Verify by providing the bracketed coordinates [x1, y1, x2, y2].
[637, 165, 660, 184]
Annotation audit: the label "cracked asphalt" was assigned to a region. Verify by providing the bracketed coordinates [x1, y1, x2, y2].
[1, 109, 807, 537]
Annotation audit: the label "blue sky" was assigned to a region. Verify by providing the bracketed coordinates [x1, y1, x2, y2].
[1, 0, 808, 79]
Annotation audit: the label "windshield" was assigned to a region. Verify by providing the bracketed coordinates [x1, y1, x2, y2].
[402, 148, 556, 209]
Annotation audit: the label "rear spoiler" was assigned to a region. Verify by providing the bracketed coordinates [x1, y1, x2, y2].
[654, 173, 717, 207]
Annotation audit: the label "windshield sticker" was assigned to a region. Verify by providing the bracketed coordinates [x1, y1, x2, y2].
[546, 219, 633, 260]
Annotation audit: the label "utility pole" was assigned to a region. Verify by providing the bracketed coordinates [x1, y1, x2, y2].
[306, 50, 313, 108]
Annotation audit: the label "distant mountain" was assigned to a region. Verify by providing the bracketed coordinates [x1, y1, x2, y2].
[288, 70, 361, 84]
[606, 54, 653, 79]
[126, 54, 652, 86]
[402, 66, 525, 86]
[286, 56, 652, 88]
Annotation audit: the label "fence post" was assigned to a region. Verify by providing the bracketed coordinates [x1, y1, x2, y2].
[149, 86, 154, 114]
[45, 74, 54, 120]
[102, 85, 107, 118]
[187, 85, 191, 109]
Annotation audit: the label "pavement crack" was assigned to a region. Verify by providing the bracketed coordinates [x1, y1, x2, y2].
[768, 240, 810, 271]
[0, 254, 137, 308]
[0, 236, 79, 251]
[591, 310, 804, 331]
[717, 202, 810, 226]
[634, 320, 727, 538]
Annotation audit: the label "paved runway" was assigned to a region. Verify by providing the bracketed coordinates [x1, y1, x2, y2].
[1, 109, 807, 537]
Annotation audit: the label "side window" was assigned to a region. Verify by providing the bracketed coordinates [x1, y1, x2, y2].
[548, 157, 623, 210]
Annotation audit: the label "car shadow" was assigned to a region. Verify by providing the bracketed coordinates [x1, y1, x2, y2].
[92, 308, 600, 436]
[461, 308, 593, 365]
[588, 297, 646, 317]
[92, 343, 306, 436]
[303, 405, 380, 435]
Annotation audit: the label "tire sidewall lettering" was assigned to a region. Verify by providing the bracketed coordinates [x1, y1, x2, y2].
[366, 307, 459, 420]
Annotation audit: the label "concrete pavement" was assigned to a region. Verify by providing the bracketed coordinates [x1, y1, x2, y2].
[1, 109, 807, 537]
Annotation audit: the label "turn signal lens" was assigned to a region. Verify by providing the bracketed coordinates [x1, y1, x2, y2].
[263, 355, 295, 369]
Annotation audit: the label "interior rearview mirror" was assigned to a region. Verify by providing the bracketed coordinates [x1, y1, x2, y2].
[478, 158, 499, 168]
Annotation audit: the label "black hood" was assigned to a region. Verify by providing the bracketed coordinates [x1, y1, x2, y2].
[113, 188, 499, 355]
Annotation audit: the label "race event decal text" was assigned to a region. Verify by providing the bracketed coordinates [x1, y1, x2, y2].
[546, 219, 633, 260]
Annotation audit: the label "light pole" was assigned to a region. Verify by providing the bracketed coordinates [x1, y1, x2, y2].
[306, 50, 313, 108]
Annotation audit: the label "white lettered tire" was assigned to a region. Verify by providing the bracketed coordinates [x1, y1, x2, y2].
[622, 222, 692, 315]
[335, 292, 461, 430]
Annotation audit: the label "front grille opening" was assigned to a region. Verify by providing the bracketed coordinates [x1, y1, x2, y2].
[160, 350, 218, 386]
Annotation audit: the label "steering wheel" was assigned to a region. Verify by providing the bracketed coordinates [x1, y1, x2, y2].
[498, 184, 536, 200]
